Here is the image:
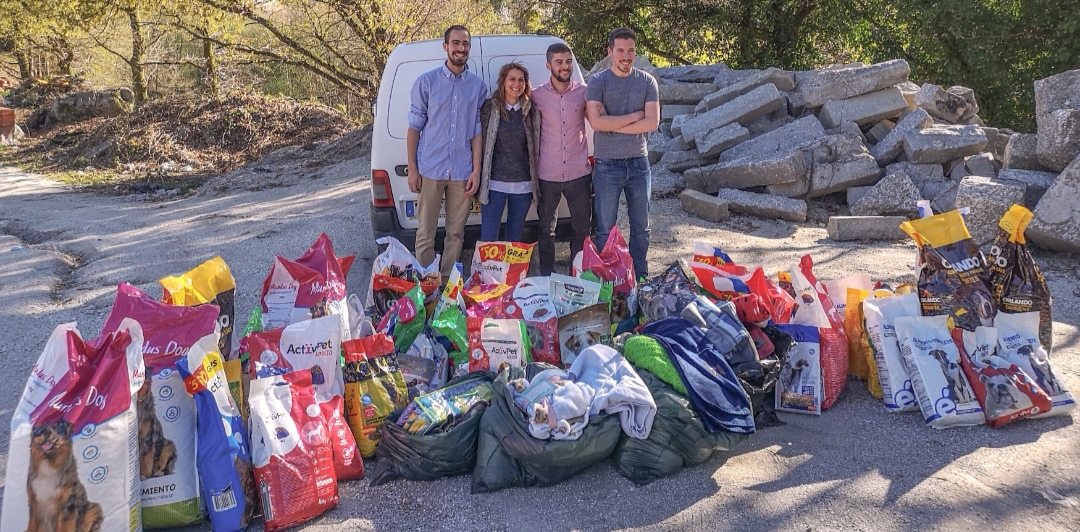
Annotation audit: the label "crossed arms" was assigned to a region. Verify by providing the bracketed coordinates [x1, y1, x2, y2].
[585, 100, 660, 134]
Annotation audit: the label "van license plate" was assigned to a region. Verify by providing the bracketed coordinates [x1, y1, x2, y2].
[402, 199, 481, 219]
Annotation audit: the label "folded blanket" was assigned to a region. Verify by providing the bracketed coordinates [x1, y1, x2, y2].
[643, 317, 755, 434]
[568, 345, 657, 439]
[622, 335, 688, 396]
[510, 369, 591, 441]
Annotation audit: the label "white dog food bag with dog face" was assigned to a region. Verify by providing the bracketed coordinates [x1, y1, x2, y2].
[863, 293, 921, 413]
[895, 315, 985, 429]
[3, 319, 146, 532]
[994, 311, 1076, 418]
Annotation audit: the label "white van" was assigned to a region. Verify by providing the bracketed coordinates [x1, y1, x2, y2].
[369, 34, 589, 249]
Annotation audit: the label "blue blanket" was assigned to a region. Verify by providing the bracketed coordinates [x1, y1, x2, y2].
[643, 317, 756, 434]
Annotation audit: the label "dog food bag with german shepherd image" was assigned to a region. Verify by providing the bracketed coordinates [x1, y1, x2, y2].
[101, 283, 219, 528]
[342, 334, 409, 457]
[3, 318, 145, 532]
[159, 255, 238, 360]
[986, 205, 1054, 350]
[994, 311, 1076, 418]
[901, 211, 996, 332]
[176, 335, 257, 531]
[249, 370, 339, 532]
[952, 326, 1052, 428]
[895, 315, 985, 429]
[774, 324, 823, 415]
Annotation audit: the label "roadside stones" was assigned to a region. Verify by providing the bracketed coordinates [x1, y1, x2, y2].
[827, 216, 908, 241]
[790, 59, 911, 109]
[659, 83, 718, 105]
[719, 115, 825, 162]
[695, 123, 751, 158]
[716, 188, 808, 222]
[769, 154, 881, 198]
[682, 84, 783, 148]
[1003, 133, 1049, 171]
[680, 189, 730, 222]
[903, 124, 987, 164]
[995, 168, 1059, 207]
[953, 175, 1026, 245]
[913, 84, 979, 124]
[684, 150, 807, 193]
[850, 172, 921, 216]
[1028, 154, 1080, 253]
[819, 87, 907, 128]
[696, 67, 795, 112]
[1034, 69, 1080, 172]
[869, 107, 933, 166]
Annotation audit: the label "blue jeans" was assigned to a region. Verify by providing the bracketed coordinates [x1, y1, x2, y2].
[593, 157, 651, 278]
[481, 190, 533, 242]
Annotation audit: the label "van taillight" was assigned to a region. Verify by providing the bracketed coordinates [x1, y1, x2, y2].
[372, 169, 394, 208]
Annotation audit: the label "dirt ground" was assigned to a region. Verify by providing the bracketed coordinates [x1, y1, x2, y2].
[1, 155, 1078, 531]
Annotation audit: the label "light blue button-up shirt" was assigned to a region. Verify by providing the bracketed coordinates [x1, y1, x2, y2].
[408, 64, 488, 181]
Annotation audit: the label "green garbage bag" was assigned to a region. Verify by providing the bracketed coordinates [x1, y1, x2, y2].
[612, 370, 751, 485]
[471, 364, 623, 493]
[369, 372, 496, 486]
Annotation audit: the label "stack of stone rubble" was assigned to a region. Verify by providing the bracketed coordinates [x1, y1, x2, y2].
[647, 60, 1080, 252]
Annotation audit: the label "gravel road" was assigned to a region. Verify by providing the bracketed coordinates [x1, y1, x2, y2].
[1, 160, 1077, 531]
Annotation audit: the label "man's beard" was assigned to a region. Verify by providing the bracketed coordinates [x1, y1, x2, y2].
[448, 53, 468, 67]
[553, 70, 572, 83]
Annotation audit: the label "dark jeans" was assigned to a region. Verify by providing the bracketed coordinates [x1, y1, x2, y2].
[480, 189, 533, 242]
[537, 174, 593, 275]
[593, 156, 651, 278]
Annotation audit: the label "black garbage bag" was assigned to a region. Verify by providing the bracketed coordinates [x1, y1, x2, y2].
[738, 324, 791, 428]
[471, 364, 623, 493]
[369, 371, 495, 486]
[613, 370, 751, 485]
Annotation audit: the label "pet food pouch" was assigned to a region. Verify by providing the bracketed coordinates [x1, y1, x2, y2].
[895, 315, 985, 429]
[160, 255, 238, 360]
[375, 283, 427, 353]
[293, 233, 352, 344]
[582, 227, 638, 324]
[176, 336, 257, 532]
[467, 317, 533, 373]
[901, 211, 996, 331]
[774, 324, 823, 415]
[505, 277, 562, 367]
[549, 273, 602, 317]
[556, 303, 612, 366]
[953, 326, 1052, 428]
[342, 334, 409, 457]
[248, 370, 338, 532]
[321, 395, 365, 480]
[987, 205, 1053, 350]
[994, 311, 1076, 417]
[470, 241, 535, 286]
[247, 314, 343, 401]
[863, 293, 921, 412]
[367, 236, 441, 309]
[3, 319, 145, 532]
[639, 261, 700, 322]
[102, 283, 218, 528]
[789, 256, 848, 410]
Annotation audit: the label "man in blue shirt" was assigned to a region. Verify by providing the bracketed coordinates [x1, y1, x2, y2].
[407, 25, 488, 277]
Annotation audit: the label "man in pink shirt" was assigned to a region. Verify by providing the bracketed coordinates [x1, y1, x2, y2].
[531, 43, 593, 275]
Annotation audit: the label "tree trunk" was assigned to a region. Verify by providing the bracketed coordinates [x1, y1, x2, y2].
[15, 48, 31, 81]
[125, 6, 148, 104]
[200, 29, 219, 98]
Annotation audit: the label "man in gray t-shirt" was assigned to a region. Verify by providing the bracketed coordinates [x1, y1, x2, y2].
[585, 27, 660, 279]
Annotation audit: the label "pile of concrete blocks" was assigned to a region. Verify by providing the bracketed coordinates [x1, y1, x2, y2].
[649, 61, 1080, 250]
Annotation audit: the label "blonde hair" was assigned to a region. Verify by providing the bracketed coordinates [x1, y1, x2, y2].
[491, 62, 531, 121]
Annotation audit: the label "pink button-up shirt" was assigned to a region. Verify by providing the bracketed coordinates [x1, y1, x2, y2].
[531, 80, 591, 182]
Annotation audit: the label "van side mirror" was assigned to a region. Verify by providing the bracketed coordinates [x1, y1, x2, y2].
[370, 98, 377, 117]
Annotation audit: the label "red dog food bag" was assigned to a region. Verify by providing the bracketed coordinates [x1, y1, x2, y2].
[249, 370, 338, 531]
[582, 227, 638, 323]
[506, 277, 562, 367]
[294, 233, 353, 343]
[2, 319, 145, 532]
[471, 241, 535, 286]
[247, 314, 343, 400]
[953, 326, 1052, 428]
[321, 396, 365, 480]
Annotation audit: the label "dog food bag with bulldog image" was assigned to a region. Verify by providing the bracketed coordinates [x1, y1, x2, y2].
[342, 334, 409, 457]
[901, 211, 996, 332]
[470, 241, 535, 287]
[101, 283, 219, 528]
[176, 334, 257, 531]
[863, 292, 922, 413]
[952, 326, 1052, 428]
[3, 319, 145, 532]
[987, 205, 1054, 350]
[249, 370, 338, 532]
[467, 317, 533, 373]
[557, 303, 612, 366]
[895, 315, 985, 429]
[160, 255, 238, 360]
[994, 311, 1076, 418]
[773, 324, 823, 415]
